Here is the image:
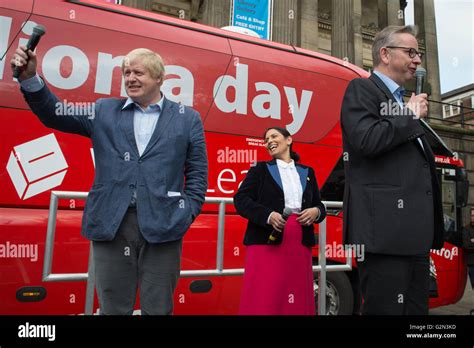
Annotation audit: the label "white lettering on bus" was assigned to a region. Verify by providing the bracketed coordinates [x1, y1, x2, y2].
[95, 52, 125, 95]
[162, 65, 195, 106]
[1, 16, 313, 135]
[42, 45, 90, 89]
[0, 15, 12, 80]
[431, 247, 459, 261]
[213, 63, 312, 134]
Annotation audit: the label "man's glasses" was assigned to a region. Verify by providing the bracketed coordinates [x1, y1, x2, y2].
[385, 46, 424, 59]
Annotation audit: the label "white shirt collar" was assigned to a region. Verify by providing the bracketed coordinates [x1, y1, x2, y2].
[122, 93, 164, 111]
[276, 159, 295, 169]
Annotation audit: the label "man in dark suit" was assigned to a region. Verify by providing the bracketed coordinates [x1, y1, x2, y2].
[340, 25, 444, 315]
[11, 47, 208, 315]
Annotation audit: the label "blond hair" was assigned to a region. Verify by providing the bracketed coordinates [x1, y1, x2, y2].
[122, 48, 165, 79]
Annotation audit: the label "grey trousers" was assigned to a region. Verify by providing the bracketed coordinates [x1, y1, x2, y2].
[92, 208, 182, 315]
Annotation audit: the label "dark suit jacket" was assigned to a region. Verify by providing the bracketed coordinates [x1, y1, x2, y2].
[234, 160, 326, 246]
[22, 82, 208, 243]
[340, 73, 444, 255]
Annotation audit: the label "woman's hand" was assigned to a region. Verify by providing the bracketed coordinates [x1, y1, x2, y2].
[268, 212, 286, 232]
[296, 207, 320, 226]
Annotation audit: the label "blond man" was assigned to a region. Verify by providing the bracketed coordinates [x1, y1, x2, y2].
[12, 47, 208, 315]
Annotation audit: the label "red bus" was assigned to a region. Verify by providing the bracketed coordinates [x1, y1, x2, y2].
[0, 0, 470, 315]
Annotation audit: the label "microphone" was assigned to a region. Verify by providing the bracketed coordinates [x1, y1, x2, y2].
[267, 207, 292, 244]
[413, 66, 454, 156]
[414, 66, 431, 128]
[415, 66, 426, 95]
[13, 24, 46, 79]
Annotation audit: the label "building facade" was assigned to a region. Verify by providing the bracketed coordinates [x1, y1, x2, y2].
[442, 84, 474, 122]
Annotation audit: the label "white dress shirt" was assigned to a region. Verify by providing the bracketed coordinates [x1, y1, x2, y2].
[277, 159, 303, 210]
[267, 159, 303, 224]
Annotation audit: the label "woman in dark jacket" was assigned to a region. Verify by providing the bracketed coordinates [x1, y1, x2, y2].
[234, 127, 326, 315]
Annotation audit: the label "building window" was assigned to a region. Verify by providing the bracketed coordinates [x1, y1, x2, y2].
[444, 100, 461, 118]
[452, 101, 461, 116]
[443, 104, 451, 118]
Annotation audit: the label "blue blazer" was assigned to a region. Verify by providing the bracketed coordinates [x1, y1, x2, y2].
[234, 160, 326, 246]
[22, 83, 208, 243]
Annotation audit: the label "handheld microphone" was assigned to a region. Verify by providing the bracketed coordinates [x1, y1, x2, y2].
[268, 207, 292, 244]
[415, 66, 426, 95]
[13, 24, 46, 79]
[414, 66, 431, 128]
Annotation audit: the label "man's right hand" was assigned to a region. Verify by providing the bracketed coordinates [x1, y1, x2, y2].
[10, 45, 37, 81]
[268, 212, 286, 232]
[406, 92, 429, 119]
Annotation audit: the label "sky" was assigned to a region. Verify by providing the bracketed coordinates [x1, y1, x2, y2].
[405, 0, 474, 94]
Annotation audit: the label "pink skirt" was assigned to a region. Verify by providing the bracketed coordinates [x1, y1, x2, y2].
[239, 214, 315, 315]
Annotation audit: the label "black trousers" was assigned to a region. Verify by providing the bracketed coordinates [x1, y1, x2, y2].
[356, 252, 430, 315]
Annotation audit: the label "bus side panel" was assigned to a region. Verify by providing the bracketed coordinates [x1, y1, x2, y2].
[429, 245, 467, 308]
[0, 208, 88, 314]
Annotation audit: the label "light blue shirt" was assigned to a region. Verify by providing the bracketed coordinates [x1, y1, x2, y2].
[19, 73, 44, 92]
[122, 96, 163, 156]
[373, 70, 405, 108]
[373, 70, 424, 150]
[121, 97, 163, 207]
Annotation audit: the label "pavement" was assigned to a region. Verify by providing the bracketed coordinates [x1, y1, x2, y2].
[429, 281, 474, 315]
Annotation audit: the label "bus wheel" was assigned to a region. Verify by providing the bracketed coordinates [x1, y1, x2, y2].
[313, 271, 354, 315]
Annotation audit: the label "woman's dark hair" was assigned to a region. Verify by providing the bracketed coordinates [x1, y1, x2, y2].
[263, 126, 300, 162]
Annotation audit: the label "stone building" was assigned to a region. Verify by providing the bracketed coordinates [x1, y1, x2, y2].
[442, 84, 474, 124]
[438, 83, 474, 229]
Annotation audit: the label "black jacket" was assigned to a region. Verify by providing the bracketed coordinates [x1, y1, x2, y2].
[340, 73, 444, 255]
[234, 159, 326, 246]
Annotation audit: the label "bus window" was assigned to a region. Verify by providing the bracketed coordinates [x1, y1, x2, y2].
[438, 167, 457, 232]
[320, 155, 344, 212]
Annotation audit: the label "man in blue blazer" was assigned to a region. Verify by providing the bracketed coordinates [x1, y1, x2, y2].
[12, 47, 208, 315]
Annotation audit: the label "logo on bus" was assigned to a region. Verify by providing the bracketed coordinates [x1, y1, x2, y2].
[6, 134, 68, 199]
